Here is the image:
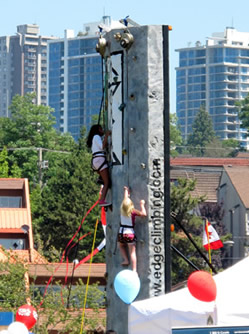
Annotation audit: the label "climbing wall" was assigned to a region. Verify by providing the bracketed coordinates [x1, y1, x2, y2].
[100, 25, 171, 334]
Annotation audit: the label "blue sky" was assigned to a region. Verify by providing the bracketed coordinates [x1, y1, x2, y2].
[2, 0, 249, 113]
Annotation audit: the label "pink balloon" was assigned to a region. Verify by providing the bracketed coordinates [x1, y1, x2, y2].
[187, 270, 217, 302]
[16, 304, 38, 330]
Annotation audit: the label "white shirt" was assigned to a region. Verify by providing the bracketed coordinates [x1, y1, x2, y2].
[92, 135, 103, 155]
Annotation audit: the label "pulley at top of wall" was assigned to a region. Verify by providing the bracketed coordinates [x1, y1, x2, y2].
[96, 34, 107, 58]
[114, 29, 134, 50]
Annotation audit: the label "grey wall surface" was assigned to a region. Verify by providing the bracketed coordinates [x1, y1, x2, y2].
[102, 25, 170, 334]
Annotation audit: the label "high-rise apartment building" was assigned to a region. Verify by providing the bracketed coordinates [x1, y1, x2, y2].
[176, 27, 249, 149]
[47, 16, 128, 141]
[0, 24, 56, 117]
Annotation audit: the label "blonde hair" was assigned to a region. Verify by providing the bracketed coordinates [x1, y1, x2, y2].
[120, 198, 134, 217]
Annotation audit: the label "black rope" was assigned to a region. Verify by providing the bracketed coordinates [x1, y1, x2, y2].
[171, 212, 217, 273]
[171, 245, 200, 271]
[98, 57, 105, 126]
[66, 229, 81, 308]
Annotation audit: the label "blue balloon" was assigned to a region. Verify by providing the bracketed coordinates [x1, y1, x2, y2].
[114, 269, 140, 304]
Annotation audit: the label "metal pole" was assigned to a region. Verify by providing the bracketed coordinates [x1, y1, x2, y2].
[38, 147, 42, 187]
[163, 25, 171, 293]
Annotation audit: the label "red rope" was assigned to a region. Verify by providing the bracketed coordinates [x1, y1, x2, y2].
[39, 198, 99, 307]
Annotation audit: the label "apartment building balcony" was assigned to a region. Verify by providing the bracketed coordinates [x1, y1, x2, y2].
[27, 84, 36, 89]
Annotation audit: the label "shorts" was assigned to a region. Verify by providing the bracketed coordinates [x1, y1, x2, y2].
[92, 156, 108, 172]
[118, 226, 136, 244]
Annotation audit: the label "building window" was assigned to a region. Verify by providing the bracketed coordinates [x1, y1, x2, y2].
[0, 196, 22, 208]
[0, 238, 26, 250]
[245, 212, 249, 235]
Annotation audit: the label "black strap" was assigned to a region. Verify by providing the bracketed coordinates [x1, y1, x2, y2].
[120, 224, 134, 228]
[92, 151, 105, 157]
[91, 154, 108, 172]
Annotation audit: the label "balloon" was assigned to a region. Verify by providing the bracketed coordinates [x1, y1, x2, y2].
[187, 270, 217, 302]
[114, 269, 140, 304]
[16, 305, 38, 330]
[8, 321, 29, 334]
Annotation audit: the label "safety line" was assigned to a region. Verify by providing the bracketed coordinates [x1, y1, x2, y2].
[39, 198, 99, 307]
[80, 218, 99, 334]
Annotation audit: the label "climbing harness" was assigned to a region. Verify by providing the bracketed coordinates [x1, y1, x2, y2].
[91, 151, 108, 172]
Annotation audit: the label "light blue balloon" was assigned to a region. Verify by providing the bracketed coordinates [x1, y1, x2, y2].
[114, 269, 140, 304]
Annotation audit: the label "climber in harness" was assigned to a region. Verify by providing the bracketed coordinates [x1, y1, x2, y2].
[118, 186, 147, 272]
[87, 124, 111, 206]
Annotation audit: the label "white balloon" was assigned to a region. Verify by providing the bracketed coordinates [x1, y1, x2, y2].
[8, 321, 28, 334]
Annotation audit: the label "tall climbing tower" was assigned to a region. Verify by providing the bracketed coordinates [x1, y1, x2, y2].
[96, 23, 171, 334]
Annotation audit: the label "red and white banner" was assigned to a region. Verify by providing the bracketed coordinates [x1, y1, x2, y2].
[203, 221, 223, 250]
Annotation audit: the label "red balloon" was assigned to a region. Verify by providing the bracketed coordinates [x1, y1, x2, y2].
[187, 270, 217, 302]
[16, 304, 38, 330]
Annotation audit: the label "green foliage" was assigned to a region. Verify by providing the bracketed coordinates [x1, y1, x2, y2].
[170, 178, 226, 285]
[171, 178, 206, 221]
[238, 93, 249, 130]
[170, 113, 182, 157]
[0, 94, 104, 263]
[32, 135, 103, 263]
[187, 106, 216, 156]
[0, 93, 75, 186]
[32, 280, 105, 334]
[0, 253, 29, 309]
[203, 138, 241, 157]
[0, 147, 22, 178]
[0, 253, 105, 333]
[0, 147, 9, 178]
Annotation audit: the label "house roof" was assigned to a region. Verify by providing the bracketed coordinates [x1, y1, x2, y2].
[0, 247, 48, 264]
[38, 309, 106, 332]
[0, 178, 25, 189]
[171, 157, 249, 167]
[0, 208, 31, 230]
[170, 169, 220, 202]
[0, 178, 34, 257]
[224, 165, 249, 208]
[28, 263, 106, 279]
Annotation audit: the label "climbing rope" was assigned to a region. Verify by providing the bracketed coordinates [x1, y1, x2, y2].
[80, 218, 99, 334]
[39, 197, 99, 307]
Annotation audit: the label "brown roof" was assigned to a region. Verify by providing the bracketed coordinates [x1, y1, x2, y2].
[0, 178, 25, 189]
[171, 157, 249, 167]
[0, 208, 31, 229]
[38, 309, 106, 332]
[0, 247, 48, 264]
[171, 170, 220, 202]
[28, 263, 106, 278]
[224, 165, 249, 208]
[235, 152, 249, 158]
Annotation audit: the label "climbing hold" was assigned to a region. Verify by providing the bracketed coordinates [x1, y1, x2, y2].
[140, 163, 146, 169]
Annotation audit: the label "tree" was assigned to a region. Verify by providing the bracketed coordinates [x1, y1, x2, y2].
[199, 201, 231, 269]
[170, 178, 227, 285]
[0, 94, 102, 263]
[0, 147, 21, 178]
[187, 106, 216, 156]
[170, 178, 205, 285]
[0, 93, 75, 186]
[32, 133, 103, 263]
[170, 113, 182, 157]
[238, 93, 249, 130]
[0, 250, 105, 334]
